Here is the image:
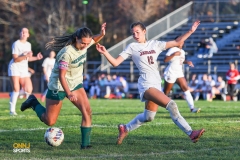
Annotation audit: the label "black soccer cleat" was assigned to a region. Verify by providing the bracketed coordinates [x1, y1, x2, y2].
[20, 94, 37, 111]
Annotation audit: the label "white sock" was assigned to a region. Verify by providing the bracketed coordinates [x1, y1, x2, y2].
[9, 92, 19, 113]
[184, 90, 194, 110]
[25, 92, 31, 99]
[126, 109, 156, 132]
[166, 100, 192, 136]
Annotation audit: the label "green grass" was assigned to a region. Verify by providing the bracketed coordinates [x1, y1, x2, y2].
[1, 98, 240, 160]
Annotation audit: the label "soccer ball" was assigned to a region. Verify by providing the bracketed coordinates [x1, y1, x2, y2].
[44, 127, 64, 147]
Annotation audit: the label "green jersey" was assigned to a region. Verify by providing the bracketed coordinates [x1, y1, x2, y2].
[48, 39, 94, 91]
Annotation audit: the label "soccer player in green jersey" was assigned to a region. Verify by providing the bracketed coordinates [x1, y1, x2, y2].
[21, 23, 106, 149]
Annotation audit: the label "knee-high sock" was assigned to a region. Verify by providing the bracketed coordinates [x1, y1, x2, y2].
[126, 109, 156, 132]
[166, 100, 192, 136]
[184, 90, 194, 110]
[9, 92, 19, 113]
[81, 126, 92, 147]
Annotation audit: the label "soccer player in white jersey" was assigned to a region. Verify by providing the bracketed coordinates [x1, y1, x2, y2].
[8, 27, 43, 116]
[41, 51, 56, 102]
[163, 39, 201, 113]
[20, 23, 106, 149]
[96, 20, 205, 145]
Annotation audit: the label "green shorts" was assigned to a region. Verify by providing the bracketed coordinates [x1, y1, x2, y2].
[46, 83, 83, 100]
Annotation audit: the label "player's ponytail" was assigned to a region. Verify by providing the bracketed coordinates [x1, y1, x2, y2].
[46, 27, 93, 52]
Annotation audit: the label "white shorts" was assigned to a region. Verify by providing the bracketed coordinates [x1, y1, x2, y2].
[164, 71, 184, 83]
[8, 64, 29, 77]
[138, 81, 162, 102]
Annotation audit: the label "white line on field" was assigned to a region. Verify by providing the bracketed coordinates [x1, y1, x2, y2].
[1, 120, 240, 132]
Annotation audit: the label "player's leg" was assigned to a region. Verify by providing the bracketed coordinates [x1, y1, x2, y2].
[71, 87, 92, 149]
[176, 77, 200, 113]
[9, 76, 20, 115]
[20, 77, 33, 99]
[144, 88, 205, 142]
[21, 89, 64, 126]
[117, 100, 158, 145]
[163, 80, 174, 96]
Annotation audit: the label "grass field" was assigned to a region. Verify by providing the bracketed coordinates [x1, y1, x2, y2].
[1, 98, 240, 160]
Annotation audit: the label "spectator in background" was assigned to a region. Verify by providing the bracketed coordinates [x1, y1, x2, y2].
[89, 75, 101, 99]
[226, 63, 239, 101]
[83, 74, 90, 95]
[206, 37, 218, 58]
[206, 74, 216, 101]
[8, 27, 43, 116]
[188, 74, 198, 93]
[41, 51, 56, 102]
[119, 76, 129, 97]
[195, 74, 210, 101]
[197, 39, 208, 54]
[212, 76, 226, 101]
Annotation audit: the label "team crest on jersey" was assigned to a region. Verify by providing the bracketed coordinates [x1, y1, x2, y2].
[167, 76, 171, 81]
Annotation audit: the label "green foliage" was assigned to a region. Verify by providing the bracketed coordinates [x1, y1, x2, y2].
[1, 99, 240, 159]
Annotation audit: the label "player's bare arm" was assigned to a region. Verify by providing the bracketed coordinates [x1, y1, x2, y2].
[28, 52, 43, 62]
[165, 20, 200, 49]
[93, 22, 106, 43]
[164, 51, 181, 63]
[13, 51, 33, 62]
[184, 60, 194, 67]
[96, 43, 124, 67]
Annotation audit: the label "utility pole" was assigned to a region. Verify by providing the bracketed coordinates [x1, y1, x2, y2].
[82, 0, 88, 26]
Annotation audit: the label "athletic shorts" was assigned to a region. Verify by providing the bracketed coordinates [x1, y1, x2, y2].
[8, 65, 29, 77]
[164, 71, 184, 83]
[46, 83, 83, 100]
[138, 81, 162, 102]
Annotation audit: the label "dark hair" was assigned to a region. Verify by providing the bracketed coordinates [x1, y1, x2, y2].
[46, 27, 93, 52]
[130, 22, 146, 31]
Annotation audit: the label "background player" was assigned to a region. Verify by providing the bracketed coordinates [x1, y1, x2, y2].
[41, 51, 56, 102]
[163, 40, 201, 113]
[8, 27, 43, 116]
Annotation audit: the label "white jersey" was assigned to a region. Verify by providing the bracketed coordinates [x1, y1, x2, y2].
[42, 57, 56, 79]
[164, 47, 185, 83]
[119, 40, 166, 101]
[8, 40, 31, 76]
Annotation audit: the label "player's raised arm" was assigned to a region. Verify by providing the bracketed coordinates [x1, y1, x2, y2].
[96, 43, 124, 67]
[165, 20, 200, 49]
[93, 22, 106, 43]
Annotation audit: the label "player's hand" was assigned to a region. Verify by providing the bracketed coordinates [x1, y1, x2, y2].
[96, 43, 107, 54]
[100, 22, 106, 36]
[26, 51, 33, 57]
[37, 52, 43, 60]
[190, 20, 200, 32]
[187, 61, 194, 67]
[67, 93, 77, 102]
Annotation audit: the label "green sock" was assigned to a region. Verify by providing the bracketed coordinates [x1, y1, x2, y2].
[34, 104, 46, 121]
[81, 126, 92, 147]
